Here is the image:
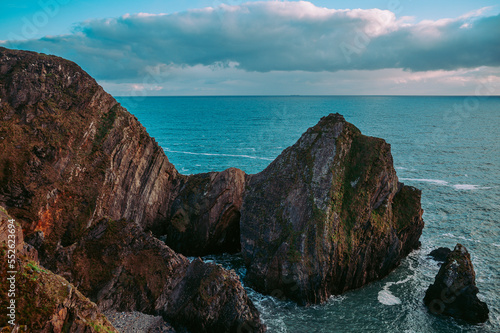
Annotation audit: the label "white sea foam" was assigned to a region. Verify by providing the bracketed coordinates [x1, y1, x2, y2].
[378, 274, 412, 306]
[378, 289, 401, 305]
[164, 148, 273, 161]
[452, 184, 492, 190]
[442, 233, 481, 243]
[400, 178, 491, 191]
[399, 178, 449, 185]
[492, 243, 500, 248]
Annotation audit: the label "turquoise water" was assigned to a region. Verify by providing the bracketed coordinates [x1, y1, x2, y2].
[116, 96, 500, 333]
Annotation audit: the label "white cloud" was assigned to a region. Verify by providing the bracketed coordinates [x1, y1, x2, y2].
[3, 1, 500, 95]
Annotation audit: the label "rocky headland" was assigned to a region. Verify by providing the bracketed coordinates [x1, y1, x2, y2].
[1, 47, 426, 331]
[0, 47, 263, 332]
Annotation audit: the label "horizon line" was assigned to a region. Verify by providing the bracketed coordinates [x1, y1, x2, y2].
[113, 94, 500, 98]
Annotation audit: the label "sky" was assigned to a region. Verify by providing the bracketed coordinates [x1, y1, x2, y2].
[1, 0, 499, 96]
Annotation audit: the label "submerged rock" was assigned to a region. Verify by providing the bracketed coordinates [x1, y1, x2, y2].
[428, 247, 451, 262]
[240, 113, 424, 304]
[424, 243, 489, 324]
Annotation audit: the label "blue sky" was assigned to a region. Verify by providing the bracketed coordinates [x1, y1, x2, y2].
[1, 0, 499, 95]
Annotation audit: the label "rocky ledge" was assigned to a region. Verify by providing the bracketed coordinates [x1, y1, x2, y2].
[0, 206, 118, 332]
[424, 244, 489, 324]
[241, 113, 424, 304]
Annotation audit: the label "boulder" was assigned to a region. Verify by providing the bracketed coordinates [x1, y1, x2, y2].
[428, 247, 451, 262]
[240, 113, 424, 304]
[424, 243, 489, 324]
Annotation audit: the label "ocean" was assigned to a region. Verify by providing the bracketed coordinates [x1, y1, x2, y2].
[116, 96, 500, 333]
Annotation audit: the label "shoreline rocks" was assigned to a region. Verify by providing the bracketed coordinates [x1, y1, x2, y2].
[424, 243, 489, 324]
[163, 167, 245, 256]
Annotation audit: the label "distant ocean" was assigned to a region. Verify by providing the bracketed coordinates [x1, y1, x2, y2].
[116, 96, 500, 333]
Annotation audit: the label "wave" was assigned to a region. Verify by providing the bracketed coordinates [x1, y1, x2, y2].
[164, 148, 273, 161]
[399, 178, 449, 186]
[442, 233, 484, 244]
[452, 184, 492, 191]
[400, 178, 492, 191]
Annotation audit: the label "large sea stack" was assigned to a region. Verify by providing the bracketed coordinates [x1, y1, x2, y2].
[0, 47, 264, 332]
[240, 113, 424, 304]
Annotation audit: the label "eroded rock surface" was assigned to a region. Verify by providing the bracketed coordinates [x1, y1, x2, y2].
[51, 217, 264, 333]
[240, 113, 424, 304]
[0, 206, 118, 333]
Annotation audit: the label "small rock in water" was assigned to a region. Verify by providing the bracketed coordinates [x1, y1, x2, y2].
[424, 243, 489, 324]
[428, 247, 451, 262]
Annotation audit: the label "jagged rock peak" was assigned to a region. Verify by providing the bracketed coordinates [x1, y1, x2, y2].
[241, 112, 424, 304]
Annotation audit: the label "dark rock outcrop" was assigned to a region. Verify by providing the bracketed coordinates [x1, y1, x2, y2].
[162, 258, 264, 333]
[50, 217, 264, 332]
[163, 167, 245, 256]
[428, 247, 451, 262]
[240, 113, 424, 304]
[424, 244, 489, 324]
[0, 206, 118, 333]
[0, 48, 264, 332]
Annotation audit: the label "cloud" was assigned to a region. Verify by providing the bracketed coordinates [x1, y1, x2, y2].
[3, 1, 500, 86]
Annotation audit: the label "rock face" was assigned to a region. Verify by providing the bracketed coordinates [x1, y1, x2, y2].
[163, 167, 245, 255]
[0, 206, 118, 333]
[424, 244, 489, 324]
[163, 258, 264, 333]
[0, 48, 264, 332]
[0, 47, 179, 252]
[0, 47, 240, 259]
[241, 113, 424, 304]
